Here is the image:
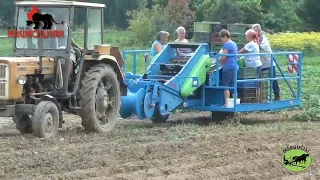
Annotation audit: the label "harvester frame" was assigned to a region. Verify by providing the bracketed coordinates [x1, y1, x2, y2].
[0, 0, 126, 138]
[120, 42, 302, 123]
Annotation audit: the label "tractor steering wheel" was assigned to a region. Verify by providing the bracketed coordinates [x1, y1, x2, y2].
[73, 47, 82, 63]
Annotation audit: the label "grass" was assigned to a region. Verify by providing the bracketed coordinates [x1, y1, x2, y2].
[1, 29, 319, 121]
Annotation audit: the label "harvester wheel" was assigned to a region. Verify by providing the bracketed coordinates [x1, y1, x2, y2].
[32, 101, 60, 138]
[79, 64, 120, 133]
[150, 108, 169, 123]
[13, 115, 33, 134]
[211, 112, 235, 124]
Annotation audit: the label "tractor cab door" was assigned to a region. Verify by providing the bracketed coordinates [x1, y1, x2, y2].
[84, 8, 103, 52]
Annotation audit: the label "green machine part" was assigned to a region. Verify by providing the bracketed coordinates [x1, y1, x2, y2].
[180, 54, 212, 97]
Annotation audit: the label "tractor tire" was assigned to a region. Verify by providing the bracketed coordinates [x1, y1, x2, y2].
[79, 64, 120, 134]
[32, 101, 60, 138]
[13, 115, 33, 134]
[150, 108, 169, 123]
[211, 111, 235, 124]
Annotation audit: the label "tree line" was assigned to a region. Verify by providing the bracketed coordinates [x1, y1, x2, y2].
[0, 0, 318, 32]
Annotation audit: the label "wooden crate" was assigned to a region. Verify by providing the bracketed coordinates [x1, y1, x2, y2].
[237, 67, 258, 79]
[193, 32, 211, 43]
[211, 23, 228, 33]
[194, 22, 212, 33]
[231, 34, 246, 44]
[210, 33, 221, 43]
[227, 24, 247, 34]
[237, 85, 269, 103]
[210, 43, 223, 52]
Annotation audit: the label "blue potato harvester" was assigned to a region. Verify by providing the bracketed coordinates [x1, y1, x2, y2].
[120, 42, 303, 123]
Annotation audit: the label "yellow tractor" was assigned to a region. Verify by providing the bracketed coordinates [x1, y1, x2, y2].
[0, 1, 126, 138]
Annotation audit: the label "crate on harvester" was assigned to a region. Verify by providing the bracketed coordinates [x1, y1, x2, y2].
[237, 69, 269, 87]
[231, 34, 246, 44]
[193, 32, 210, 43]
[237, 67, 257, 79]
[237, 87, 269, 103]
[211, 23, 228, 33]
[210, 43, 223, 52]
[194, 22, 212, 33]
[210, 33, 221, 43]
[237, 70, 269, 103]
[227, 24, 247, 35]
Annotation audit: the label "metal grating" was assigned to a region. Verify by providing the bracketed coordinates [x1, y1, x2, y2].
[0, 83, 5, 97]
[0, 64, 8, 98]
[0, 65, 6, 79]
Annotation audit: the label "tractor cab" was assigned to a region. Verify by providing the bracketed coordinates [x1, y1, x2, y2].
[13, 0, 104, 57]
[12, 1, 109, 95]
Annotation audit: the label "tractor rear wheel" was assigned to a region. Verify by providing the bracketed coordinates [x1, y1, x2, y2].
[13, 115, 33, 134]
[32, 101, 60, 138]
[79, 64, 120, 133]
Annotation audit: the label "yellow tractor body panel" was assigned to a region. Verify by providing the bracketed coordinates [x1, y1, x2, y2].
[0, 57, 54, 100]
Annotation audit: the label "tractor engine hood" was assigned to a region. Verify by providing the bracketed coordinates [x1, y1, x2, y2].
[0, 56, 55, 75]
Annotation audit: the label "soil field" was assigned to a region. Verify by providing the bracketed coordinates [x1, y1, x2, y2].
[0, 112, 319, 180]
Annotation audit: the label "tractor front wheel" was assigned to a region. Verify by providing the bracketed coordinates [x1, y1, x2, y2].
[79, 64, 120, 134]
[32, 101, 60, 138]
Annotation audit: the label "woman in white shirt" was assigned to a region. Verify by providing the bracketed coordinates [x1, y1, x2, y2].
[174, 26, 192, 56]
[238, 29, 262, 69]
[238, 29, 263, 102]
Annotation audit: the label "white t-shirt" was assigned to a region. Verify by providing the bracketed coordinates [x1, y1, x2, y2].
[244, 41, 262, 68]
[174, 38, 192, 54]
[259, 35, 275, 68]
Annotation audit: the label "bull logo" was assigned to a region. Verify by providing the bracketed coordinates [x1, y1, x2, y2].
[25, 6, 63, 30]
[282, 145, 312, 172]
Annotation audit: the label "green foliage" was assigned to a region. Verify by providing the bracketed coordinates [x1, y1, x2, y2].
[153, 0, 168, 7]
[189, 0, 217, 21]
[0, 0, 319, 32]
[127, 0, 195, 44]
[127, 3, 173, 45]
[234, 0, 264, 24]
[296, 0, 320, 31]
[261, 0, 303, 32]
[127, 7, 155, 45]
[0, 0, 14, 27]
[211, 0, 245, 23]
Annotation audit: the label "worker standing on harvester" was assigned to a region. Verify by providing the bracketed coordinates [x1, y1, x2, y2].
[150, 31, 169, 64]
[150, 31, 169, 57]
[252, 23, 280, 101]
[174, 26, 193, 56]
[218, 29, 239, 107]
[238, 29, 263, 102]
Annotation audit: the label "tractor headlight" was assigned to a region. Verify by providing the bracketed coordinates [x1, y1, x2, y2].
[17, 75, 27, 85]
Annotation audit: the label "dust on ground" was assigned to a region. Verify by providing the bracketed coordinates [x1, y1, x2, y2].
[0, 111, 319, 180]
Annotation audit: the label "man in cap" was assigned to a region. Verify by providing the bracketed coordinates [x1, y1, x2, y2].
[252, 23, 280, 101]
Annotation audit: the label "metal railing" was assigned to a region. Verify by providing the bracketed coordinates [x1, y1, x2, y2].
[122, 50, 151, 74]
[209, 51, 302, 108]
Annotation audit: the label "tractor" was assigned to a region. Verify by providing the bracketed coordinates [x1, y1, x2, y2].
[0, 0, 126, 138]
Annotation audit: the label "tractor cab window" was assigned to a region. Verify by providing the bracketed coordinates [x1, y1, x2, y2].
[15, 7, 70, 50]
[87, 8, 102, 50]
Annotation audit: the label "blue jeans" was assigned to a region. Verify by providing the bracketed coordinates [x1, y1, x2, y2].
[221, 69, 235, 93]
[262, 66, 280, 97]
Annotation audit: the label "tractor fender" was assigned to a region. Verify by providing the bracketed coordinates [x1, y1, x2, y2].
[82, 55, 127, 96]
